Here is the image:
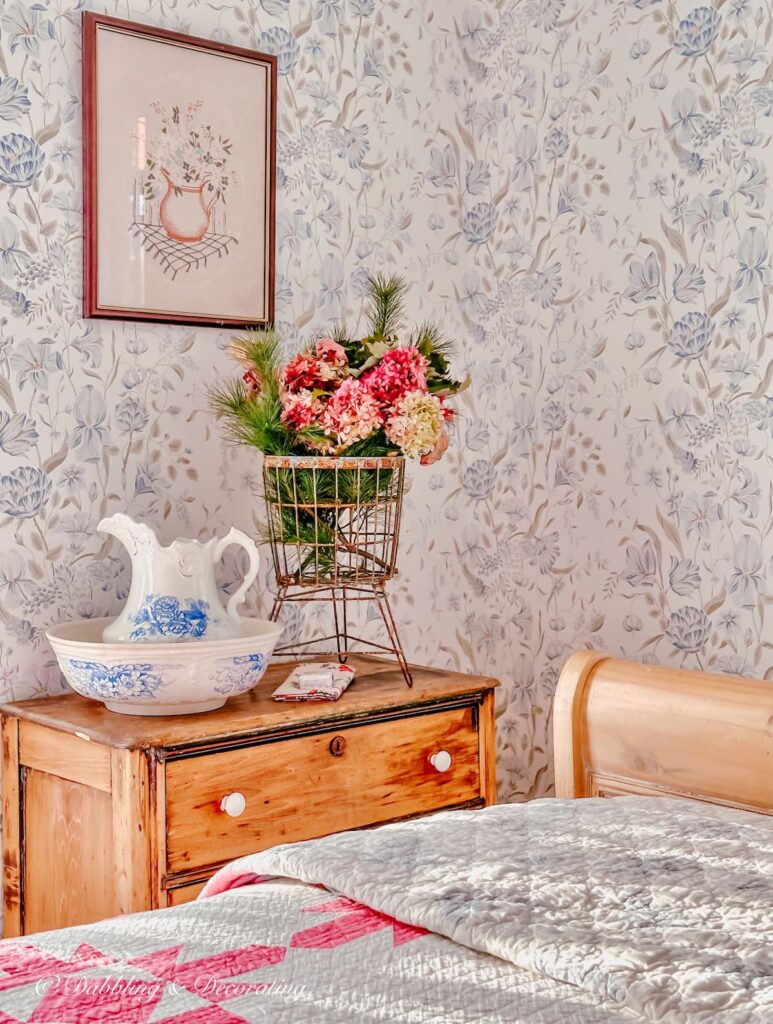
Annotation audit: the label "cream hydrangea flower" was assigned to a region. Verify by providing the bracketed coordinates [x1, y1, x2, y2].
[385, 390, 445, 458]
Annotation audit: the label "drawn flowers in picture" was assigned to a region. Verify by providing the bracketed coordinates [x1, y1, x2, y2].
[145, 101, 233, 234]
[132, 100, 238, 278]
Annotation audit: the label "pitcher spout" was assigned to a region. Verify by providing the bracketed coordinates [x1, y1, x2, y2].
[98, 513, 158, 556]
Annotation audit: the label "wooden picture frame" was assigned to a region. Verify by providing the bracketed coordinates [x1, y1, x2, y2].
[82, 12, 276, 328]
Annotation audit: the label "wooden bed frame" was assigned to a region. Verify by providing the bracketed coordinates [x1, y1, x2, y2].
[553, 651, 773, 815]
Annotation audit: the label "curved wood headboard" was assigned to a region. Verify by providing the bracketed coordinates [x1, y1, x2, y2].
[553, 651, 773, 815]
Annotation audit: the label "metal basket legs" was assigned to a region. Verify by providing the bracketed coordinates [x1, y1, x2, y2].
[268, 581, 413, 687]
[263, 455, 413, 687]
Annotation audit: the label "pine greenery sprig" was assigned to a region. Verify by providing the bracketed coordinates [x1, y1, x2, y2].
[363, 274, 406, 340]
[210, 327, 297, 452]
[410, 320, 458, 392]
[210, 379, 296, 453]
[229, 328, 284, 383]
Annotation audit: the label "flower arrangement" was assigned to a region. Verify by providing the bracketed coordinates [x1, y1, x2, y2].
[211, 275, 466, 464]
[210, 276, 467, 588]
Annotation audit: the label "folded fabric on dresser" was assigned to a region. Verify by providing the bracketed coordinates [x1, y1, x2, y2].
[203, 796, 773, 1024]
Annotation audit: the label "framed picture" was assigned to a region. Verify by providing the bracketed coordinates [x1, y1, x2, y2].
[82, 13, 276, 328]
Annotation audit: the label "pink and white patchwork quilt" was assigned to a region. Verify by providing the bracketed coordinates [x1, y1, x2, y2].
[0, 796, 770, 1023]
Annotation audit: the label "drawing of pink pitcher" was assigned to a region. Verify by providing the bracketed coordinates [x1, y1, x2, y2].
[159, 168, 215, 243]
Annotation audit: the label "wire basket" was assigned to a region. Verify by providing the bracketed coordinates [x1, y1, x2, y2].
[263, 455, 405, 587]
[263, 455, 412, 685]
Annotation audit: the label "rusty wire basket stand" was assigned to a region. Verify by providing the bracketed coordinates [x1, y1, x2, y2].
[263, 455, 412, 686]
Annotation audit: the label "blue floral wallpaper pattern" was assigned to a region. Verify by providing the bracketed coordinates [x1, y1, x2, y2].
[0, 0, 770, 800]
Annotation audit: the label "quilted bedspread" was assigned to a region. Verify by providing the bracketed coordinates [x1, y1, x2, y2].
[0, 796, 768, 1023]
[206, 796, 773, 1024]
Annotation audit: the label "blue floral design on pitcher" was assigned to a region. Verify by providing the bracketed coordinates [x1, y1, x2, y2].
[129, 594, 211, 640]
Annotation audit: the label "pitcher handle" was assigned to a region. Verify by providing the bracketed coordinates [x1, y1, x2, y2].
[215, 528, 260, 621]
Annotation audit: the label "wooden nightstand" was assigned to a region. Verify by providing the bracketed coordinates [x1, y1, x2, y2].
[1, 655, 497, 936]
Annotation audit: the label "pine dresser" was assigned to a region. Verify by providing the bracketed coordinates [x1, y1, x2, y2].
[1, 655, 498, 936]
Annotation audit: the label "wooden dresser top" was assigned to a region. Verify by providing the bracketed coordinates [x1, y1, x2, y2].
[0, 656, 498, 750]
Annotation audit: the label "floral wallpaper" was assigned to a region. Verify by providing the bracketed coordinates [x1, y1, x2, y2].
[0, 0, 770, 801]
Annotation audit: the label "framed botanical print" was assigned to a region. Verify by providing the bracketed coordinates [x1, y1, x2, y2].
[82, 13, 276, 327]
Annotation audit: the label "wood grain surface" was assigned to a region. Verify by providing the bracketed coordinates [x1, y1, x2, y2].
[166, 705, 481, 873]
[554, 651, 773, 814]
[0, 655, 498, 749]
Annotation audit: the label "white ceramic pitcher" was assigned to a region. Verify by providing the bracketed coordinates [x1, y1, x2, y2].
[98, 513, 260, 644]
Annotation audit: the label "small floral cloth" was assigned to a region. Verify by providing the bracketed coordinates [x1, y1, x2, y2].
[272, 662, 356, 701]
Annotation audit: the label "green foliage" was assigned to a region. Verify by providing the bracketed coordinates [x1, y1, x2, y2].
[410, 321, 462, 394]
[210, 378, 295, 453]
[264, 461, 397, 577]
[363, 273, 407, 340]
[209, 327, 296, 453]
[229, 328, 285, 386]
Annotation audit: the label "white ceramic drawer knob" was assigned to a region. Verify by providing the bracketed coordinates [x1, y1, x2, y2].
[220, 791, 246, 817]
[429, 750, 452, 772]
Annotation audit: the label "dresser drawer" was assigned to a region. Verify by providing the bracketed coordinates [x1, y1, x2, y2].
[166, 879, 207, 907]
[165, 705, 481, 874]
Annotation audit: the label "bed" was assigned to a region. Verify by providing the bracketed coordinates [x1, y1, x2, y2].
[0, 652, 770, 1023]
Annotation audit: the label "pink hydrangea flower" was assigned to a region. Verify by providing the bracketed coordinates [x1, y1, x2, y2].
[242, 370, 260, 394]
[316, 337, 348, 366]
[281, 390, 325, 431]
[282, 353, 326, 394]
[321, 378, 384, 449]
[361, 346, 428, 410]
[283, 340, 348, 395]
